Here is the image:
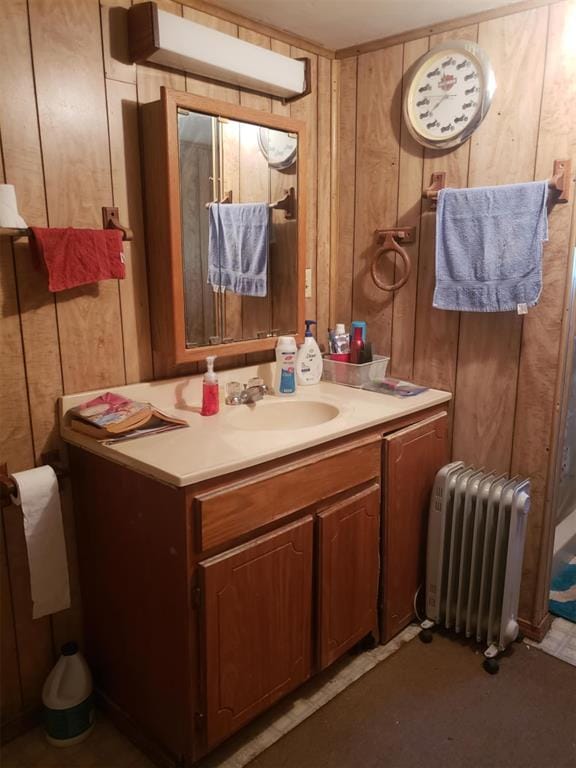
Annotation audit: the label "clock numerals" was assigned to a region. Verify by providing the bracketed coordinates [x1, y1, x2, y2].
[426, 119, 440, 130]
[462, 101, 477, 110]
[464, 71, 478, 81]
[419, 110, 431, 119]
[427, 67, 441, 78]
[441, 123, 454, 133]
[442, 56, 456, 68]
[454, 114, 468, 124]
[456, 59, 470, 70]
[465, 86, 479, 95]
[416, 97, 430, 107]
[418, 83, 432, 93]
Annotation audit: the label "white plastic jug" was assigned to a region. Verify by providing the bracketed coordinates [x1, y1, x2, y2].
[42, 641, 94, 746]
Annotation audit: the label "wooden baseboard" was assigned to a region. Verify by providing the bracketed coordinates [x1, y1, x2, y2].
[518, 612, 553, 642]
[1, 707, 42, 745]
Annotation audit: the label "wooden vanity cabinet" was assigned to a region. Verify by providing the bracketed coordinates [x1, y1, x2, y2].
[317, 483, 380, 669]
[68, 405, 448, 765]
[381, 412, 449, 642]
[200, 517, 313, 749]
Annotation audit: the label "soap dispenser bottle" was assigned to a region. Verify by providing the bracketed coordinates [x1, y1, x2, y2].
[296, 320, 323, 386]
[201, 355, 219, 416]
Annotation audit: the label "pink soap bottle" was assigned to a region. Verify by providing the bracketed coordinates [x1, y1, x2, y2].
[201, 355, 220, 416]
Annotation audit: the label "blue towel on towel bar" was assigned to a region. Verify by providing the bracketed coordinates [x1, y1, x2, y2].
[207, 202, 269, 297]
[433, 181, 549, 312]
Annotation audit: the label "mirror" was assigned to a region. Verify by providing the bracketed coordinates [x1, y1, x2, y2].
[141, 88, 306, 373]
[177, 109, 299, 350]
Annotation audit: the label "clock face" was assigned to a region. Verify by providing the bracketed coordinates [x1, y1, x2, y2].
[258, 127, 297, 170]
[404, 41, 496, 149]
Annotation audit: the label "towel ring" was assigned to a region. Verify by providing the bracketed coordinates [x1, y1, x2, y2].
[371, 231, 413, 292]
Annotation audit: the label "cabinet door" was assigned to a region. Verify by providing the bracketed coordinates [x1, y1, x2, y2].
[317, 483, 380, 670]
[382, 412, 449, 642]
[199, 517, 313, 749]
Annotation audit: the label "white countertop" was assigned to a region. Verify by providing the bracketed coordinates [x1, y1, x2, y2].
[59, 363, 451, 488]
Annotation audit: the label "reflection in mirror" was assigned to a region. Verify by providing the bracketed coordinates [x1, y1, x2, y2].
[178, 110, 298, 350]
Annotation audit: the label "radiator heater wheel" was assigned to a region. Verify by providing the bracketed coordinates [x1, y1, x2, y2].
[482, 657, 500, 675]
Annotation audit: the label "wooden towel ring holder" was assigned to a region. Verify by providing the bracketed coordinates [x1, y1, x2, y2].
[371, 227, 416, 292]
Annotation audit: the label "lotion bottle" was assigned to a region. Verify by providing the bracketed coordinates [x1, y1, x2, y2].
[274, 336, 297, 395]
[296, 320, 323, 386]
[201, 355, 219, 415]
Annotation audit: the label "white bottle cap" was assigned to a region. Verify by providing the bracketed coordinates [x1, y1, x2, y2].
[335, 324, 346, 335]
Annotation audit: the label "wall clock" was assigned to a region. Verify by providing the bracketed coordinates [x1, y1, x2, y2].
[403, 40, 496, 150]
[257, 127, 297, 170]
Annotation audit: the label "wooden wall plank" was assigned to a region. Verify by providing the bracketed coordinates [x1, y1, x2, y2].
[352, 45, 403, 355]
[316, 55, 332, 348]
[0, 519, 22, 723]
[0, 32, 55, 716]
[105, 78, 153, 383]
[452, 8, 548, 471]
[513, 0, 576, 622]
[413, 25, 477, 397]
[0, 0, 63, 461]
[29, 0, 125, 395]
[390, 38, 427, 379]
[333, 56, 357, 329]
[100, 0, 135, 85]
[290, 47, 319, 326]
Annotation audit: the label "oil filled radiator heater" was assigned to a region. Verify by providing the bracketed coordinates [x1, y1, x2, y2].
[421, 462, 531, 673]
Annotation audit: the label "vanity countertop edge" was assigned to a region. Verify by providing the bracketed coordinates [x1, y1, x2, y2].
[59, 366, 452, 489]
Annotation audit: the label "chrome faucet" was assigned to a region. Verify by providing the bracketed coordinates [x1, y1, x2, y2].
[225, 378, 268, 405]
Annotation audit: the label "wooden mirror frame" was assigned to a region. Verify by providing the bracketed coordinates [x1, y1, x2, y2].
[141, 87, 307, 375]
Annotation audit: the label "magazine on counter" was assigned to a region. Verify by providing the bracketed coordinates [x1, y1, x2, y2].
[68, 392, 188, 441]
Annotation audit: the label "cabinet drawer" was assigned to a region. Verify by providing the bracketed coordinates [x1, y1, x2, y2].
[193, 437, 381, 551]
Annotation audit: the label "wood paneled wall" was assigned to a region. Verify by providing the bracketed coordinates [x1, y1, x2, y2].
[1, 0, 574, 735]
[0, 0, 332, 730]
[333, 1, 576, 633]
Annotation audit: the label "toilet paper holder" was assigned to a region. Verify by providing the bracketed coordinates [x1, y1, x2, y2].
[0, 451, 68, 506]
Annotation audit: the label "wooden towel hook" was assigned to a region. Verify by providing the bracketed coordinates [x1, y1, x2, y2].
[270, 187, 296, 220]
[102, 207, 133, 241]
[423, 172, 447, 210]
[371, 227, 416, 292]
[205, 190, 233, 208]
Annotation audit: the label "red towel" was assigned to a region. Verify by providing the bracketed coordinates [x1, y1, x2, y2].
[30, 227, 125, 292]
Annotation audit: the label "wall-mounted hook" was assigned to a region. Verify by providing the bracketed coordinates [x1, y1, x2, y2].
[102, 206, 133, 241]
[371, 227, 416, 292]
[423, 172, 447, 210]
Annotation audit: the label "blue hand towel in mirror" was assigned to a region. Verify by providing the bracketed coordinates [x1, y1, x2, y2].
[433, 181, 548, 312]
[208, 202, 269, 297]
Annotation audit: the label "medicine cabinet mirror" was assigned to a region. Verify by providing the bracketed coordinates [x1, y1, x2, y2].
[141, 88, 306, 373]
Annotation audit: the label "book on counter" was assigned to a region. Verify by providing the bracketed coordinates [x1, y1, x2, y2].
[68, 392, 188, 442]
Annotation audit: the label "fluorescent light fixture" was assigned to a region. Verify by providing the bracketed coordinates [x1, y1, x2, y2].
[127, 2, 309, 100]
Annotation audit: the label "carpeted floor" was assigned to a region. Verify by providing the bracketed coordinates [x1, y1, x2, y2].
[248, 634, 576, 768]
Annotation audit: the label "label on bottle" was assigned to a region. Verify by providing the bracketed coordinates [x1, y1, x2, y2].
[279, 366, 296, 393]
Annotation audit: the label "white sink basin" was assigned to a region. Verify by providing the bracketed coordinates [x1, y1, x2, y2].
[224, 400, 340, 431]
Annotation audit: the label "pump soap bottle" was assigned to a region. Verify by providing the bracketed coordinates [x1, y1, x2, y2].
[201, 355, 219, 416]
[296, 320, 323, 385]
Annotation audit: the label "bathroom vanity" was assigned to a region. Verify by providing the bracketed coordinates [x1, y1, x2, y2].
[61, 370, 450, 765]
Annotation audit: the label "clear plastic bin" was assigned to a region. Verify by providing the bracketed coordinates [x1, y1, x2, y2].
[321, 355, 390, 388]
